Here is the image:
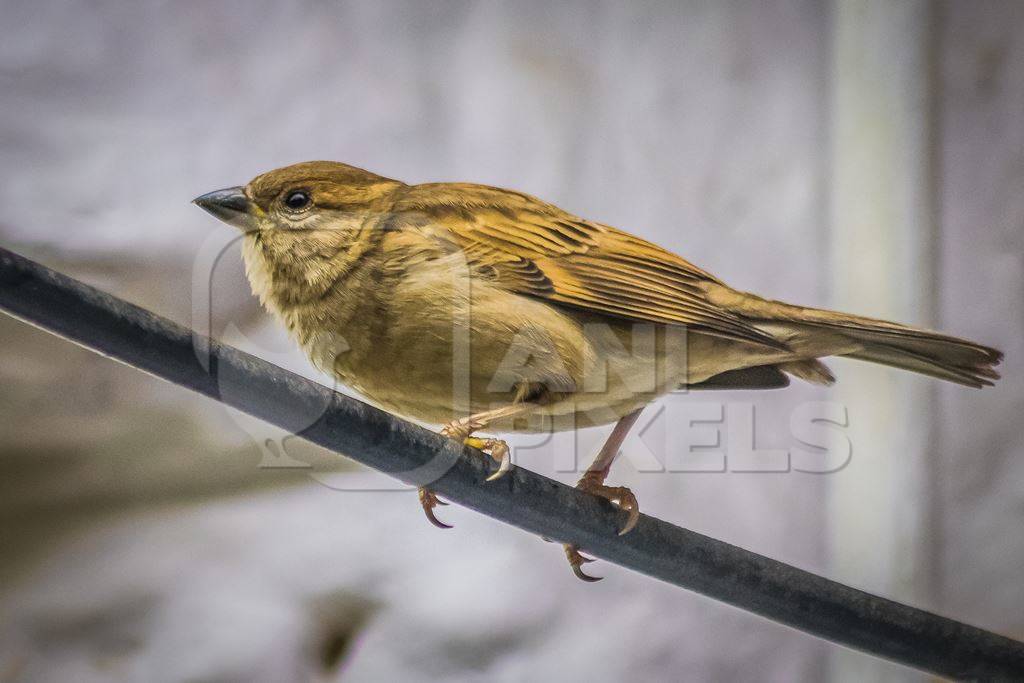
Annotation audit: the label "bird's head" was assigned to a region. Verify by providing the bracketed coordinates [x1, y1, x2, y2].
[193, 160, 403, 234]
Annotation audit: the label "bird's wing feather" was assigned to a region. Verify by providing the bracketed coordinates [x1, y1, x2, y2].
[391, 183, 786, 350]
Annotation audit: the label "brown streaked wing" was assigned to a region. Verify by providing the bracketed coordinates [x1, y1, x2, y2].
[392, 183, 787, 350]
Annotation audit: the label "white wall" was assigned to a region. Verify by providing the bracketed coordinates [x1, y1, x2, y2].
[0, 1, 1019, 681]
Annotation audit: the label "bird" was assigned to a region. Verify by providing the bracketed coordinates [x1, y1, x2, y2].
[194, 160, 1002, 581]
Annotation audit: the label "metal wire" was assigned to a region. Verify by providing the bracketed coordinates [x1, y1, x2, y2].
[1, 245, 1022, 680]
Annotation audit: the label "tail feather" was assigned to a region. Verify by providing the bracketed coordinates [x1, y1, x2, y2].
[777, 359, 836, 386]
[734, 293, 1003, 389]
[798, 311, 1002, 388]
[846, 340, 997, 388]
[686, 365, 791, 391]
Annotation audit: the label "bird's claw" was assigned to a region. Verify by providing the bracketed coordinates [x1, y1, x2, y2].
[558, 481, 640, 580]
[565, 545, 602, 582]
[579, 480, 640, 536]
[418, 425, 514, 530]
[462, 436, 513, 482]
[418, 487, 452, 529]
[611, 487, 640, 536]
[482, 439, 512, 481]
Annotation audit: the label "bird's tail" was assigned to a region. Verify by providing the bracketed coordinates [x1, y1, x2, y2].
[740, 295, 1003, 388]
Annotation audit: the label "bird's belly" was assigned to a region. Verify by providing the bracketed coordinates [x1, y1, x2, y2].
[315, 275, 595, 427]
[321, 303, 709, 433]
[302, 268, 779, 433]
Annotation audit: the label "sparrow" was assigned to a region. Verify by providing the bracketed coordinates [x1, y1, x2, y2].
[195, 161, 1002, 581]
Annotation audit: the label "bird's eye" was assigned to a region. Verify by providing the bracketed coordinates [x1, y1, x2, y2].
[283, 190, 311, 211]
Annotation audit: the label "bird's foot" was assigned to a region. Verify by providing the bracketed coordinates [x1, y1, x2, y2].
[465, 436, 512, 481]
[577, 472, 640, 536]
[418, 487, 451, 529]
[417, 423, 514, 529]
[440, 422, 513, 482]
[560, 473, 641, 582]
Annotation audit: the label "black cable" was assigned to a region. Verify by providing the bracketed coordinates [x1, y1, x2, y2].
[1, 245, 1022, 680]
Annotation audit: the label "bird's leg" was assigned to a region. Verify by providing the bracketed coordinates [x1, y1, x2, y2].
[418, 401, 539, 528]
[565, 408, 644, 581]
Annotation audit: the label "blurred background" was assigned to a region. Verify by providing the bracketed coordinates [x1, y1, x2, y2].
[1, 1, 1021, 681]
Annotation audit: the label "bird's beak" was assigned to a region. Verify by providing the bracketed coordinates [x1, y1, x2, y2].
[192, 187, 256, 230]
